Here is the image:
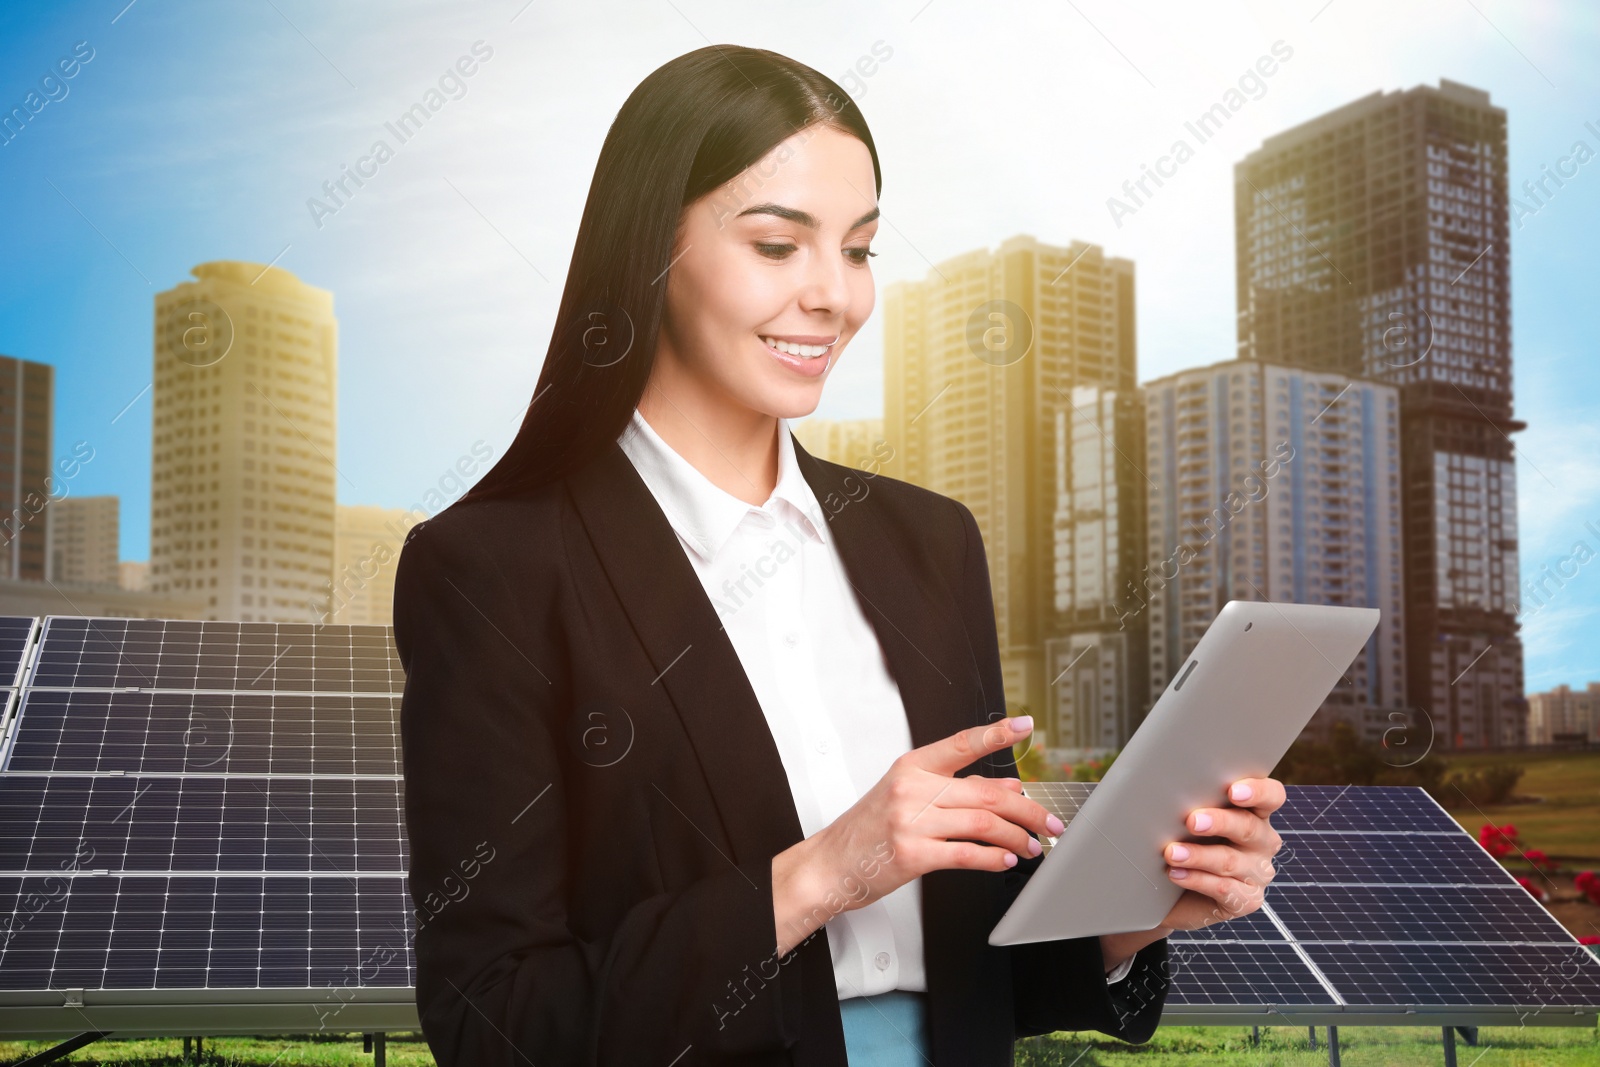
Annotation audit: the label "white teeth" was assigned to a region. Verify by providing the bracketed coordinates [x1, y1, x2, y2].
[761, 336, 828, 359]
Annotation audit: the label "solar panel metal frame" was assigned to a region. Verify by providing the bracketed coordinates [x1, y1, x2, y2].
[0, 616, 418, 1038]
[1024, 780, 1600, 1028]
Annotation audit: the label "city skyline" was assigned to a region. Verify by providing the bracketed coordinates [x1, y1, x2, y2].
[1, 2, 1596, 694]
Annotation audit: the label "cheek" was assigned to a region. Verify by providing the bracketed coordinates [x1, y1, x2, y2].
[850, 274, 876, 326]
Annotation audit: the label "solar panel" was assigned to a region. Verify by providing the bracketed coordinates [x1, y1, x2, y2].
[0, 617, 417, 1038]
[1025, 780, 1600, 1025]
[1271, 884, 1575, 944]
[27, 617, 404, 693]
[0, 874, 414, 991]
[0, 617, 37, 688]
[2, 690, 403, 775]
[1273, 831, 1511, 885]
[1305, 943, 1600, 1008]
[1165, 940, 1334, 1006]
[1270, 783, 1461, 832]
[0, 775, 409, 874]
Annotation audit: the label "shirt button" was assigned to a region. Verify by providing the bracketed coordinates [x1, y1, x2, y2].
[816, 740, 829, 754]
[783, 631, 799, 647]
[874, 951, 890, 971]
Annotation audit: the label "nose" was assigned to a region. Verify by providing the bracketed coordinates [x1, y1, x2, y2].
[797, 247, 852, 316]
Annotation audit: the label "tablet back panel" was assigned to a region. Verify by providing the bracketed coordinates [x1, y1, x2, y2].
[989, 599, 1379, 945]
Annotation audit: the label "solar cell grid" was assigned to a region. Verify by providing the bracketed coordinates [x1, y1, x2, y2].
[0, 775, 408, 875]
[29, 618, 403, 694]
[1166, 907, 1280, 942]
[1274, 830, 1515, 886]
[0, 617, 37, 688]
[1165, 940, 1334, 1006]
[1271, 785, 1461, 833]
[1270, 884, 1573, 945]
[0, 874, 415, 990]
[1305, 942, 1600, 1007]
[3, 690, 403, 775]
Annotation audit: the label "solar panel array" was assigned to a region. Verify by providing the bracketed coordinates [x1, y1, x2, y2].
[1, 613, 1596, 1032]
[0, 617, 414, 1000]
[1026, 781, 1600, 1023]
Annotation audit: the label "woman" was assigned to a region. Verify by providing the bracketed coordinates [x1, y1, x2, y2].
[393, 44, 1284, 1066]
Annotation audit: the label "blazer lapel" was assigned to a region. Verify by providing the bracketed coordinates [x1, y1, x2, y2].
[565, 435, 978, 867]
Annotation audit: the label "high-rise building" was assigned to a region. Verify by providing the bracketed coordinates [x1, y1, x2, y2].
[883, 235, 1137, 731]
[791, 417, 886, 473]
[150, 262, 338, 622]
[50, 495, 120, 587]
[1142, 359, 1408, 743]
[0, 355, 53, 582]
[331, 504, 414, 627]
[119, 560, 149, 591]
[1235, 80, 1524, 748]
[1044, 385, 1149, 750]
[1526, 682, 1600, 744]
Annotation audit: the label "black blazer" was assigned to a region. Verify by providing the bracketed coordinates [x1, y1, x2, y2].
[393, 429, 1171, 1065]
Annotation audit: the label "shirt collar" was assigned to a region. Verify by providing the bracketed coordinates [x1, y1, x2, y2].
[617, 407, 829, 562]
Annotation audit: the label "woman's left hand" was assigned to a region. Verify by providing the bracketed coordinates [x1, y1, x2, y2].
[1158, 775, 1285, 931]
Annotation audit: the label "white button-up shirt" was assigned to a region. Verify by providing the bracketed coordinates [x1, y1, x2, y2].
[616, 407, 1132, 1001]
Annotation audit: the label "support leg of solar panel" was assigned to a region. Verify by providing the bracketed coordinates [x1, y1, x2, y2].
[1250, 1025, 1260, 1046]
[1456, 1025, 1478, 1046]
[183, 1036, 191, 1060]
[12, 1031, 111, 1067]
[374, 1031, 386, 1066]
[1308, 1025, 1317, 1049]
[1443, 1025, 1457, 1067]
[1327, 1025, 1341, 1067]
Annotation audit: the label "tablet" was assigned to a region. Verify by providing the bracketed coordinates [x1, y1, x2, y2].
[988, 599, 1380, 946]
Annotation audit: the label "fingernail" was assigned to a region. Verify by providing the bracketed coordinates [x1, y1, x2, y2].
[1231, 783, 1252, 803]
[1004, 852, 1018, 867]
[1010, 715, 1033, 734]
[1169, 867, 1188, 880]
[1046, 814, 1065, 836]
[1192, 812, 1213, 833]
[1170, 844, 1190, 862]
[1027, 838, 1042, 857]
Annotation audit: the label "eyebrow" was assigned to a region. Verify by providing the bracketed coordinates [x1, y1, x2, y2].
[735, 202, 880, 231]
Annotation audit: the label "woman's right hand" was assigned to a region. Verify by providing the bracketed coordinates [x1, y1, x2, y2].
[770, 715, 1065, 956]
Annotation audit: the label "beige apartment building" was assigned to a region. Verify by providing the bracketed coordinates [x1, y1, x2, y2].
[883, 234, 1137, 736]
[331, 504, 416, 627]
[790, 417, 886, 473]
[50, 495, 120, 587]
[149, 261, 338, 622]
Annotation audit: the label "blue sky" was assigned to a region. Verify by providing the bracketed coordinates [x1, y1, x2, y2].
[0, 0, 1596, 692]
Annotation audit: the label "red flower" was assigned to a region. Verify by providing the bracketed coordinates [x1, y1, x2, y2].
[1525, 849, 1549, 869]
[1576, 871, 1596, 891]
[1579, 936, 1600, 946]
[1514, 876, 1547, 903]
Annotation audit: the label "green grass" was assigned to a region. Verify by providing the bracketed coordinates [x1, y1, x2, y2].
[0, 1033, 437, 1066]
[4, 1025, 1599, 1065]
[1438, 750, 1600, 864]
[1016, 1024, 1600, 1065]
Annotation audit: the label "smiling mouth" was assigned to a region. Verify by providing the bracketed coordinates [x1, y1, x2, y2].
[759, 334, 836, 360]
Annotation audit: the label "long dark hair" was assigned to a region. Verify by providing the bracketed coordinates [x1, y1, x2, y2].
[454, 44, 882, 507]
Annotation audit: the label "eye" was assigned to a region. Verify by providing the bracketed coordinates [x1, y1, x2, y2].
[845, 247, 877, 264]
[755, 243, 796, 260]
